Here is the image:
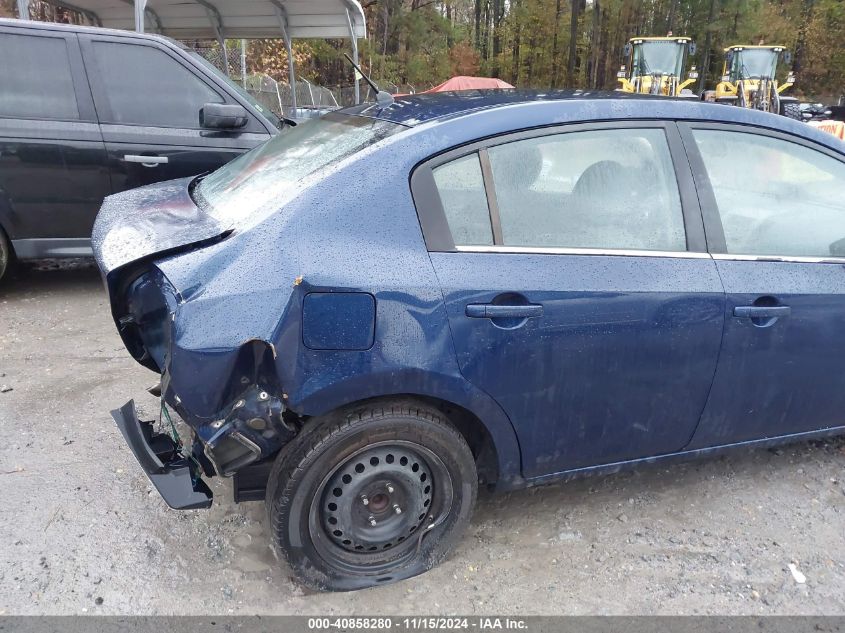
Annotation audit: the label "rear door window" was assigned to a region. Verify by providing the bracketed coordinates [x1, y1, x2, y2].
[487, 128, 686, 251]
[429, 127, 687, 251]
[0, 32, 79, 120]
[432, 154, 493, 246]
[89, 41, 223, 128]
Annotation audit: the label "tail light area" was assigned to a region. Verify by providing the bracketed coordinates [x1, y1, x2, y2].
[116, 267, 178, 372]
[111, 266, 301, 482]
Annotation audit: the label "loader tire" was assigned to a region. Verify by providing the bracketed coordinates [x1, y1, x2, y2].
[780, 100, 803, 121]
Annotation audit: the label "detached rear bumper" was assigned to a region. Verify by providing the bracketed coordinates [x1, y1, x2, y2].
[111, 400, 212, 510]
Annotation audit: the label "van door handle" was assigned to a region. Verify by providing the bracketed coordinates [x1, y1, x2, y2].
[124, 154, 169, 167]
[466, 304, 544, 318]
[733, 306, 791, 318]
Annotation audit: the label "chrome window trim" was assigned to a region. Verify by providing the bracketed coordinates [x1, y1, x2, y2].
[454, 245, 711, 259]
[711, 253, 845, 264]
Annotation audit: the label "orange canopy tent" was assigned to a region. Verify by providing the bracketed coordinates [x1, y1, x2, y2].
[422, 76, 515, 92]
[808, 119, 845, 141]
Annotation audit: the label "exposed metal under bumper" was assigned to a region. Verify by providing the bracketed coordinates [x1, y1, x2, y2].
[232, 459, 274, 503]
[111, 400, 212, 510]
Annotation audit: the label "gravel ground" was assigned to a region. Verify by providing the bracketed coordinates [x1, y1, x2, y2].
[1, 262, 844, 615]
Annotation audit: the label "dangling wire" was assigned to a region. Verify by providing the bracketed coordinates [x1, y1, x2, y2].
[160, 398, 182, 449]
[160, 397, 203, 485]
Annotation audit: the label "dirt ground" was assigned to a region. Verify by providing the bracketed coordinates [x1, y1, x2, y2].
[1, 262, 844, 615]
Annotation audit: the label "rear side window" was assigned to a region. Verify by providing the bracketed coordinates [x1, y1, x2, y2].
[0, 33, 79, 120]
[90, 41, 223, 128]
[487, 128, 685, 251]
[693, 129, 845, 258]
[432, 154, 493, 246]
[430, 128, 687, 252]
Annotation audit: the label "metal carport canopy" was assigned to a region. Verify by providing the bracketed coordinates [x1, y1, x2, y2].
[18, 0, 367, 106]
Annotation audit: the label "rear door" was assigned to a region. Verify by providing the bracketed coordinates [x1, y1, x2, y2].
[0, 25, 110, 256]
[413, 122, 725, 478]
[680, 123, 845, 448]
[78, 34, 271, 194]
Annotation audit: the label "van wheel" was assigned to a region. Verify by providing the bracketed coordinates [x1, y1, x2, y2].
[0, 230, 11, 282]
[266, 400, 477, 591]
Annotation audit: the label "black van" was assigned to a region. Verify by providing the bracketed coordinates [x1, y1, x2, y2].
[0, 19, 283, 281]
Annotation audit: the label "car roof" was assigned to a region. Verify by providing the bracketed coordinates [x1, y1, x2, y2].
[339, 90, 845, 153]
[0, 17, 182, 47]
[343, 90, 686, 126]
[341, 90, 748, 126]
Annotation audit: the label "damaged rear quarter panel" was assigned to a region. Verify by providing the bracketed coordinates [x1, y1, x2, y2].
[150, 116, 534, 483]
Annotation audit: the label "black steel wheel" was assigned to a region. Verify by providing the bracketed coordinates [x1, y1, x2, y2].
[266, 400, 477, 591]
[317, 444, 439, 555]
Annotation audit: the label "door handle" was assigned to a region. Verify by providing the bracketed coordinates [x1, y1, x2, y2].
[733, 306, 791, 318]
[123, 154, 169, 167]
[466, 304, 544, 318]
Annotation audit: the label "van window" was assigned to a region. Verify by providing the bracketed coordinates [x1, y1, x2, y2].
[0, 33, 79, 120]
[91, 41, 223, 128]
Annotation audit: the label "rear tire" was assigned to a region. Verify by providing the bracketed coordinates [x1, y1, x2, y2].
[265, 399, 477, 591]
[780, 100, 803, 121]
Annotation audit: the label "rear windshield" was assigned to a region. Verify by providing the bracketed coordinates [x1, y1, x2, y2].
[194, 113, 401, 221]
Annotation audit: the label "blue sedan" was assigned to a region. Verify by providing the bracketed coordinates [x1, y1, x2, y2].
[93, 90, 845, 591]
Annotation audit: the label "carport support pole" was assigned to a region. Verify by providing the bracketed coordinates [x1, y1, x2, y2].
[276, 10, 297, 115]
[241, 39, 247, 87]
[199, 7, 229, 76]
[219, 37, 229, 77]
[16, 0, 28, 19]
[346, 9, 360, 105]
[133, 0, 146, 33]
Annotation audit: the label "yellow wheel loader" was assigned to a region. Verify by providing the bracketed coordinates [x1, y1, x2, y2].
[616, 36, 699, 98]
[711, 45, 801, 119]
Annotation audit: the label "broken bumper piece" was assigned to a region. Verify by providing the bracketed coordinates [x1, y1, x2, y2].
[111, 400, 212, 510]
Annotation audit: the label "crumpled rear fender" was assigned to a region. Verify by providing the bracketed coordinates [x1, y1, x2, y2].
[154, 224, 300, 421]
[161, 337, 296, 477]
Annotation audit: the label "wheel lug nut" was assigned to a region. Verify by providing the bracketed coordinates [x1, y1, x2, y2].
[360, 495, 369, 506]
[368, 516, 377, 526]
[393, 504, 402, 515]
[386, 484, 394, 493]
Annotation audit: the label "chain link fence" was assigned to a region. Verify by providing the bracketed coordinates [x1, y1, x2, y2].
[188, 41, 421, 117]
[246, 75, 340, 118]
[190, 43, 243, 81]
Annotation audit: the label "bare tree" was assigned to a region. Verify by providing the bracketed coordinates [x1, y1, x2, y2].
[698, 0, 719, 93]
[567, 0, 581, 86]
